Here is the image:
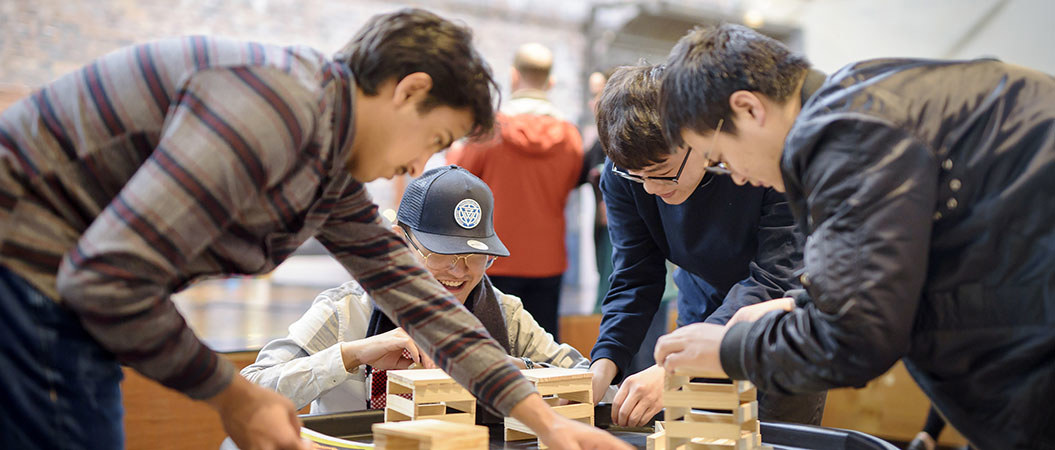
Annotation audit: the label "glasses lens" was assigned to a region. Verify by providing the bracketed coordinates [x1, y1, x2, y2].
[425, 253, 494, 270]
[613, 169, 645, 184]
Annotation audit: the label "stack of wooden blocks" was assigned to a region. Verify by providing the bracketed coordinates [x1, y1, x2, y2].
[648, 369, 771, 450]
[384, 369, 476, 425]
[504, 368, 594, 447]
[372, 419, 488, 450]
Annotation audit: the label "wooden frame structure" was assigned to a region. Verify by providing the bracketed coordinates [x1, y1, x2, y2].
[504, 368, 594, 446]
[647, 369, 769, 450]
[384, 369, 476, 425]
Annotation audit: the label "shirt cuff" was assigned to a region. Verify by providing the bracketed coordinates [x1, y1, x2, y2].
[719, 322, 752, 381]
[317, 344, 356, 385]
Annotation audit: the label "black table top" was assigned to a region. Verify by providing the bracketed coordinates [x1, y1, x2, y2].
[300, 404, 898, 450]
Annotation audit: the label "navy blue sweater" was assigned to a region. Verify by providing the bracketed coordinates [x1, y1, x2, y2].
[591, 159, 803, 380]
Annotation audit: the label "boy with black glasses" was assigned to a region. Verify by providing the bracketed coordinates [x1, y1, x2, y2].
[588, 65, 824, 428]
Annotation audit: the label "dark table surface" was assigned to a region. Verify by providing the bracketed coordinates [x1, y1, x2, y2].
[300, 404, 898, 450]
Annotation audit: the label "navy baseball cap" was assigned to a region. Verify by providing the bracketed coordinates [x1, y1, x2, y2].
[397, 165, 509, 257]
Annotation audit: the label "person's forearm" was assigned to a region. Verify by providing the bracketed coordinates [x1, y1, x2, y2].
[509, 394, 558, 437]
[590, 358, 618, 385]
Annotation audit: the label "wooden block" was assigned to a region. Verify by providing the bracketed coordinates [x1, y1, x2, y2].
[506, 367, 594, 444]
[686, 402, 757, 425]
[647, 429, 666, 450]
[663, 389, 740, 410]
[372, 419, 488, 450]
[665, 374, 690, 391]
[504, 426, 537, 441]
[672, 368, 729, 379]
[387, 369, 462, 386]
[414, 384, 476, 404]
[663, 418, 741, 441]
[385, 368, 476, 424]
[550, 402, 594, 422]
[520, 367, 594, 383]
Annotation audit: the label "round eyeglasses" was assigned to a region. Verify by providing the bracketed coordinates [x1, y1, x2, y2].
[402, 228, 496, 271]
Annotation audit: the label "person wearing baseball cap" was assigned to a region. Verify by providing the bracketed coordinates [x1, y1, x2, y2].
[241, 165, 592, 414]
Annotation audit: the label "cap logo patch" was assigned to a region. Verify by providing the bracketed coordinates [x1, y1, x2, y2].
[466, 239, 488, 250]
[454, 199, 482, 229]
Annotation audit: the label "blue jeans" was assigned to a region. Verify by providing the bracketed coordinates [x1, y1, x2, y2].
[0, 265, 124, 449]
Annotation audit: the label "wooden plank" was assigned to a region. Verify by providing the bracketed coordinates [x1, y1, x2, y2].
[672, 368, 728, 379]
[386, 394, 416, 418]
[504, 426, 537, 441]
[388, 369, 461, 386]
[415, 403, 446, 417]
[521, 367, 593, 383]
[415, 384, 475, 404]
[418, 412, 475, 425]
[665, 374, 690, 391]
[663, 390, 740, 410]
[687, 402, 757, 425]
[663, 419, 741, 441]
[550, 402, 594, 420]
[388, 379, 413, 395]
[385, 407, 412, 423]
[647, 429, 666, 450]
[536, 382, 591, 397]
[372, 418, 487, 441]
[555, 390, 592, 404]
[445, 400, 475, 414]
[684, 382, 735, 395]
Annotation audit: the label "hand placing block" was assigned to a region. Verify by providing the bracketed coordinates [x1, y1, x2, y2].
[504, 368, 594, 446]
[372, 419, 488, 450]
[384, 369, 476, 425]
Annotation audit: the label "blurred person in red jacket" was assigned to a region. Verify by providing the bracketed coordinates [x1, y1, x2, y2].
[447, 42, 582, 339]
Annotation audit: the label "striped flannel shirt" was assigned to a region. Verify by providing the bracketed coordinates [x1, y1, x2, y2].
[0, 36, 535, 413]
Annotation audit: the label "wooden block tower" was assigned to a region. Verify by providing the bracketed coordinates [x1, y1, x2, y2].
[504, 368, 594, 446]
[372, 419, 488, 450]
[647, 369, 769, 450]
[384, 369, 476, 425]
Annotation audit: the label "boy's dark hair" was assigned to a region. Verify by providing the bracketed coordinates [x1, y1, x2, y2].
[660, 23, 809, 147]
[335, 8, 500, 138]
[596, 64, 672, 170]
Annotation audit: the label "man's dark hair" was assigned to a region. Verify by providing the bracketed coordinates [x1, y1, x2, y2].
[335, 8, 500, 138]
[660, 23, 809, 147]
[597, 65, 673, 170]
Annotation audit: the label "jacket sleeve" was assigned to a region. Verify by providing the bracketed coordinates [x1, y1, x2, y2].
[720, 117, 937, 394]
[241, 287, 370, 411]
[590, 161, 668, 382]
[501, 292, 590, 370]
[706, 188, 804, 325]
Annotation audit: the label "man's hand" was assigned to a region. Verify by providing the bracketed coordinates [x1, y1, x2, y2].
[206, 376, 310, 450]
[589, 358, 618, 404]
[341, 328, 421, 371]
[610, 364, 664, 427]
[653, 323, 727, 377]
[510, 394, 632, 450]
[726, 297, 794, 328]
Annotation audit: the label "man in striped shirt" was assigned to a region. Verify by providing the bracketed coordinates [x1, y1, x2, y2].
[0, 8, 629, 450]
